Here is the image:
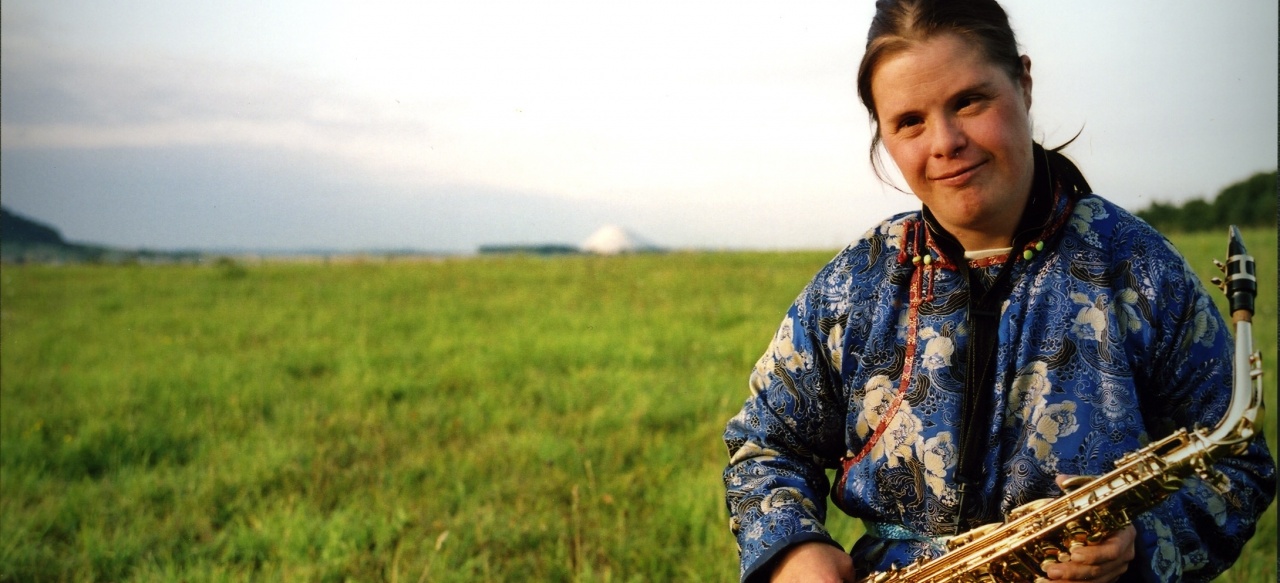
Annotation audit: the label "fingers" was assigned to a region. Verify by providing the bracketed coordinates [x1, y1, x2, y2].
[1044, 475, 1136, 582]
[1067, 526, 1136, 565]
[1041, 525, 1136, 583]
[1040, 561, 1129, 583]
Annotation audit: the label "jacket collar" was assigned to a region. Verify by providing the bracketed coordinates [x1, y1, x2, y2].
[921, 143, 1063, 263]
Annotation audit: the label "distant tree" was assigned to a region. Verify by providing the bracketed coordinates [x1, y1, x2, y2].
[477, 244, 580, 256]
[1179, 199, 1215, 232]
[1212, 171, 1276, 229]
[1135, 201, 1180, 232]
[1134, 171, 1277, 232]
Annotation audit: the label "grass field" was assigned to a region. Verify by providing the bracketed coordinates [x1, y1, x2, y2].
[1, 229, 1275, 582]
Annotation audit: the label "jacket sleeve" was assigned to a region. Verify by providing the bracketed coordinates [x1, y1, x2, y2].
[1127, 239, 1276, 582]
[723, 283, 849, 583]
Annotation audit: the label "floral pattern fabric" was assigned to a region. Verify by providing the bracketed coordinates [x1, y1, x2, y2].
[723, 193, 1276, 582]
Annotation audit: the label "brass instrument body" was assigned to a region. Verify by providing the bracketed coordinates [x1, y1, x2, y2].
[858, 227, 1262, 583]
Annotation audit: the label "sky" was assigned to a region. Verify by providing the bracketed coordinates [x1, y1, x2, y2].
[1, 1, 1276, 252]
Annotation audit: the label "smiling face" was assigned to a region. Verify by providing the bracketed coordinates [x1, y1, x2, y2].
[870, 33, 1035, 251]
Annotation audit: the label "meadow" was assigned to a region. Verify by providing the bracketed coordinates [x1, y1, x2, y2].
[1, 229, 1275, 582]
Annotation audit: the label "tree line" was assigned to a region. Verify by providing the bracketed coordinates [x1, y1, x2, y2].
[1135, 171, 1276, 233]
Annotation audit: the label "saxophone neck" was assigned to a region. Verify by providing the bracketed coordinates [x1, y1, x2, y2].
[1206, 226, 1263, 446]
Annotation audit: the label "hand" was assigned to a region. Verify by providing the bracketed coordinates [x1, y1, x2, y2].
[1041, 475, 1137, 583]
[1039, 524, 1136, 583]
[769, 541, 855, 583]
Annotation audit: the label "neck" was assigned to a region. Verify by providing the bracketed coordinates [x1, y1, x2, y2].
[949, 214, 1025, 251]
[924, 145, 1053, 256]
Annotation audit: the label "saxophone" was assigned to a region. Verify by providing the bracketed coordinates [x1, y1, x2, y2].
[857, 226, 1265, 583]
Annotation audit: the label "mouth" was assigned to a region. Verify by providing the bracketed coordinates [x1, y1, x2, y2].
[930, 160, 988, 184]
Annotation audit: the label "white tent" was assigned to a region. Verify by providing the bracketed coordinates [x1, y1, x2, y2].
[580, 225, 659, 255]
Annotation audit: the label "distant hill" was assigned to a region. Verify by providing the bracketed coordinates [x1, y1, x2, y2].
[580, 225, 662, 255]
[477, 225, 664, 256]
[2, 207, 65, 245]
[0, 206, 199, 264]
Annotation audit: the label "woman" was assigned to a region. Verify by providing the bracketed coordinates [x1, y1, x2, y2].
[722, 1, 1276, 582]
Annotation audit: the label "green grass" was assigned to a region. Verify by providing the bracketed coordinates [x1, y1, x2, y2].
[0, 230, 1274, 582]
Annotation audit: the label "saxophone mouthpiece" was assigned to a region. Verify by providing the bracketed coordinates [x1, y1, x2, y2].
[1227, 225, 1246, 256]
[1225, 225, 1256, 322]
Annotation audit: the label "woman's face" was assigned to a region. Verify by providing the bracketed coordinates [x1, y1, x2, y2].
[870, 33, 1035, 251]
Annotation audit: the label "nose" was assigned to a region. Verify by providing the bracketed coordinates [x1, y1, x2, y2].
[930, 118, 967, 159]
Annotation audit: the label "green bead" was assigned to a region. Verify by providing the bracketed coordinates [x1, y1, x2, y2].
[923, 254, 933, 266]
[1023, 249, 1034, 260]
[912, 255, 921, 264]
[1035, 241, 1045, 251]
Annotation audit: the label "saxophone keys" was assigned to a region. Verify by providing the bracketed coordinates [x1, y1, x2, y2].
[1008, 497, 1052, 519]
[1059, 475, 1093, 493]
[1197, 468, 1231, 495]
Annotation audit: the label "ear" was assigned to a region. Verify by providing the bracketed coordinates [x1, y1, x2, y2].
[1019, 55, 1033, 110]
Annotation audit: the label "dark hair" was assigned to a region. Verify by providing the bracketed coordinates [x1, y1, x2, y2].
[857, 0, 1023, 112]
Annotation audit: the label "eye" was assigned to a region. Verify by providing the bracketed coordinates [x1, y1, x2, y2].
[896, 115, 923, 131]
[955, 94, 985, 111]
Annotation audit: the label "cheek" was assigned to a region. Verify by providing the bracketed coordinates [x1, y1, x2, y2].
[969, 112, 1034, 192]
[883, 140, 929, 180]
[975, 107, 1033, 153]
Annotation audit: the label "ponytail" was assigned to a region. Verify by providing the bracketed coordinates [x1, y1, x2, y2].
[1042, 133, 1091, 198]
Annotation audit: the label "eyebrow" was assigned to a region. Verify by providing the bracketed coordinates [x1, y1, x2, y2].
[954, 79, 1000, 99]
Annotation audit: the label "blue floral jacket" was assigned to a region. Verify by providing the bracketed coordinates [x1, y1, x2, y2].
[723, 193, 1275, 582]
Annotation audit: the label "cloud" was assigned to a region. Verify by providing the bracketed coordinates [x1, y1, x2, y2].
[0, 1, 882, 209]
[0, 21, 892, 252]
[15, 1, 1269, 251]
[0, 35, 426, 153]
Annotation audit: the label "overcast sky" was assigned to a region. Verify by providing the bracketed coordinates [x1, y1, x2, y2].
[1, 1, 1276, 252]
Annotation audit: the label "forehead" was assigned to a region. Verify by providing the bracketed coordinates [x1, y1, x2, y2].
[870, 34, 1009, 112]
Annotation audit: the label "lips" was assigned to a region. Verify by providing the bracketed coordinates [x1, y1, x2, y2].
[931, 160, 987, 184]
